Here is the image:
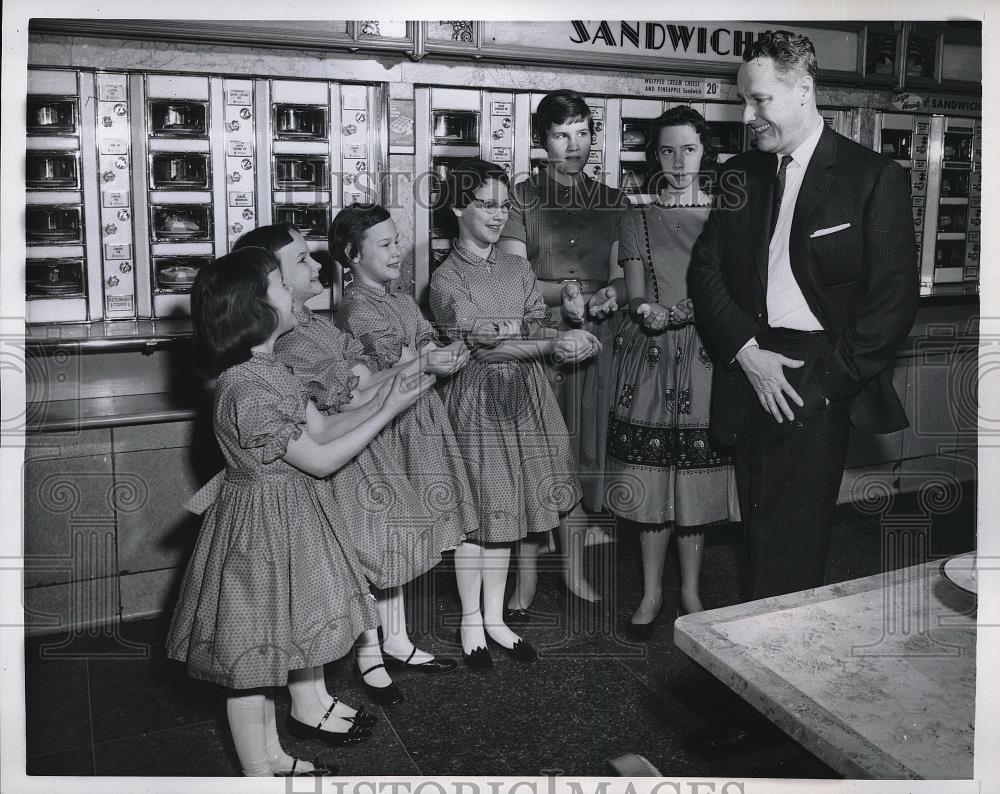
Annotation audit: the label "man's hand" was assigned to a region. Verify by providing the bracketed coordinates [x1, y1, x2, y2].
[561, 282, 586, 324]
[588, 286, 618, 319]
[735, 345, 805, 423]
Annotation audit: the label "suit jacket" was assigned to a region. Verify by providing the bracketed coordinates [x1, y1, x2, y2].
[689, 126, 919, 445]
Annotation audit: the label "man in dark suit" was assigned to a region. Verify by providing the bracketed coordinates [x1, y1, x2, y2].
[689, 30, 919, 600]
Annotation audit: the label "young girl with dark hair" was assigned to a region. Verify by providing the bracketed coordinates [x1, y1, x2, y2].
[430, 158, 601, 667]
[603, 106, 739, 640]
[166, 247, 432, 776]
[237, 222, 467, 707]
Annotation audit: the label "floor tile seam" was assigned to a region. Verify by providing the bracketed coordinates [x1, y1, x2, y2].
[84, 658, 98, 774]
[380, 713, 424, 776]
[88, 715, 222, 752]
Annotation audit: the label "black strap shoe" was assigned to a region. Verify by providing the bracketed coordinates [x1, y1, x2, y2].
[358, 662, 404, 707]
[286, 700, 373, 747]
[383, 646, 458, 673]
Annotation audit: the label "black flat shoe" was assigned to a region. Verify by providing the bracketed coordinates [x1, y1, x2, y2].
[455, 628, 493, 670]
[347, 705, 377, 729]
[285, 707, 372, 747]
[358, 662, 404, 707]
[504, 607, 531, 625]
[383, 647, 458, 674]
[274, 756, 339, 776]
[485, 632, 538, 663]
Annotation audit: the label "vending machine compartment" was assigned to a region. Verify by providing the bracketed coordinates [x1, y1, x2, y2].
[26, 205, 83, 245]
[706, 121, 745, 155]
[273, 155, 330, 190]
[940, 170, 971, 198]
[619, 164, 646, 195]
[26, 258, 86, 299]
[26, 151, 81, 190]
[148, 100, 209, 137]
[621, 119, 649, 151]
[273, 103, 329, 140]
[935, 240, 966, 268]
[153, 255, 210, 292]
[149, 152, 212, 190]
[943, 131, 973, 163]
[150, 204, 213, 241]
[27, 96, 78, 136]
[273, 204, 331, 240]
[879, 128, 912, 159]
[433, 110, 480, 145]
[937, 204, 968, 234]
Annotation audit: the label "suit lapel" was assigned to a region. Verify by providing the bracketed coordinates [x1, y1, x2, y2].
[750, 153, 777, 292]
[791, 127, 837, 263]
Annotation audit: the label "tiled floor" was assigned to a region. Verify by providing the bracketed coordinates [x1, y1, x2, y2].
[24, 484, 975, 778]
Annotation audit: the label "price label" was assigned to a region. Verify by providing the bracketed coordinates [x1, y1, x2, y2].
[100, 139, 128, 156]
[229, 191, 253, 207]
[228, 140, 252, 157]
[491, 101, 512, 116]
[344, 143, 368, 159]
[105, 244, 132, 260]
[588, 105, 604, 121]
[97, 83, 127, 102]
[492, 146, 512, 161]
[588, 150, 603, 164]
[227, 88, 252, 105]
[102, 190, 130, 208]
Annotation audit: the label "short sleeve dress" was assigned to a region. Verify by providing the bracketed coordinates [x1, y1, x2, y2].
[604, 203, 740, 528]
[274, 307, 466, 589]
[502, 169, 632, 512]
[429, 242, 581, 544]
[165, 352, 378, 690]
[335, 280, 478, 538]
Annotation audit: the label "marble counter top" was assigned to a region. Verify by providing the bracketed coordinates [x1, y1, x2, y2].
[674, 555, 977, 780]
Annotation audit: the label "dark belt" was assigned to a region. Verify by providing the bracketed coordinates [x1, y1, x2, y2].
[536, 277, 605, 293]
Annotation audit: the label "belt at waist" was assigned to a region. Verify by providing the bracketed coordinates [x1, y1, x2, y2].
[760, 326, 827, 339]
[758, 326, 831, 357]
[536, 277, 605, 293]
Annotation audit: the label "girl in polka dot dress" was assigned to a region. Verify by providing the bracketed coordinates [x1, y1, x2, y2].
[235, 223, 468, 708]
[430, 159, 602, 666]
[166, 247, 433, 776]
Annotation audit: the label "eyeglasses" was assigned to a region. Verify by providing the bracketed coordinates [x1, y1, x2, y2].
[470, 199, 513, 212]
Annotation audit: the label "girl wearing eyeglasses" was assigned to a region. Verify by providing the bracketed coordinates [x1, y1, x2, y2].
[430, 158, 602, 668]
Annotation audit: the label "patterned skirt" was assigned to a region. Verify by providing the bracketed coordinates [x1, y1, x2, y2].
[166, 475, 378, 689]
[604, 318, 740, 527]
[440, 357, 582, 544]
[330, 390, 472, 590]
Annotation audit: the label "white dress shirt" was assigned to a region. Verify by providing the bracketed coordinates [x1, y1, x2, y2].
[766, 119, 825, 330]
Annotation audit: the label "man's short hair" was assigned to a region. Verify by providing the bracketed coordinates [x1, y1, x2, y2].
[743, 30, 818, 82]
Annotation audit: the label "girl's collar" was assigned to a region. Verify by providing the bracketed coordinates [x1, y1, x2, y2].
[292, 305, 315, 323]
[451, 239, 497, 266]
[348, 279, 391, 298]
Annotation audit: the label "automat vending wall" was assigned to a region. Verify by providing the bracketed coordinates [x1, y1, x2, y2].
[25, 68, 386, 322]
[413, 87, 525, 297]
[26, 69, 106, 323]
[874, 111, 981, 287]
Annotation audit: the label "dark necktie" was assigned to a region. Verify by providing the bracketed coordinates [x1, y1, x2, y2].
[769, 154, 794, 240]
